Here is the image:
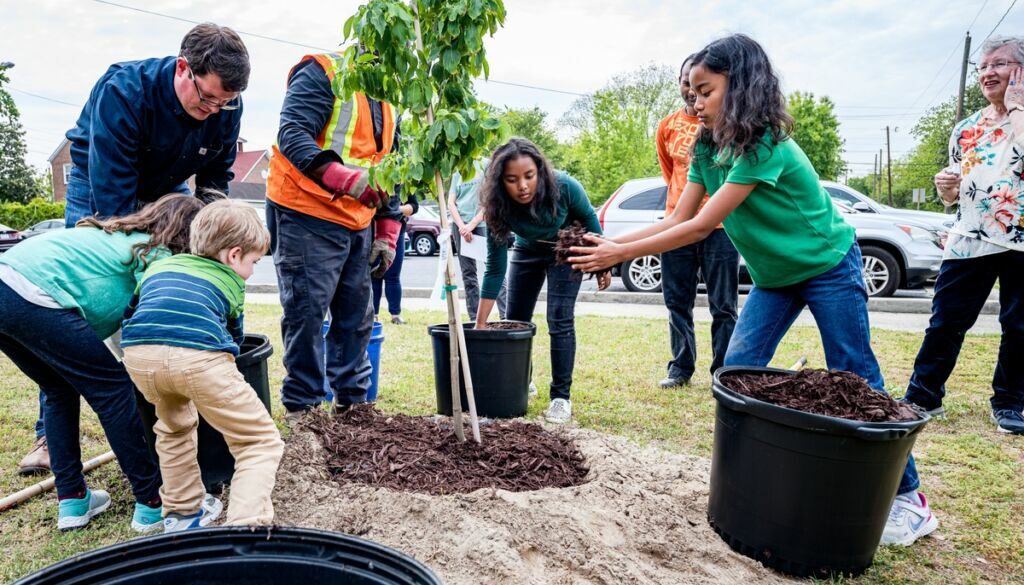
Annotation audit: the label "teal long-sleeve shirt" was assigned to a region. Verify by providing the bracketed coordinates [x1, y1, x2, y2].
[481, 172, 601, 300]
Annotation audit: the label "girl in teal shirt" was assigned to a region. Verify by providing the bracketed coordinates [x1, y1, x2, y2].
[476, 138, 610, 424]
[570, 34, 937, 547]
[0, 195, 202, 532]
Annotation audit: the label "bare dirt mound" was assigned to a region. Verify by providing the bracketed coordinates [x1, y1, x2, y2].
[275, 418, 795, 585]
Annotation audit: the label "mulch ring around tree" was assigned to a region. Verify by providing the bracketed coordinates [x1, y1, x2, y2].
[300, 405, 589, 494]
[721, 368, 919, 422]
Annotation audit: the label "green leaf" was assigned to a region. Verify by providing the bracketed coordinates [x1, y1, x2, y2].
[427, 122, 443, 146]
[356, 53, 377, 64]
[441, 48, 460, 73]
[443, 118, 460, 141]
[343, 15, 355, 41]
[479, 116, 501, 130]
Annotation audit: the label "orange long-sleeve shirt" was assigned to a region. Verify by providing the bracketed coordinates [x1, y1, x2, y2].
[655, 108, 719, 229]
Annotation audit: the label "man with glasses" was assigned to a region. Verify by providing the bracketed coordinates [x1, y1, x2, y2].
[63, 22, 248, 221]
[15, 23, 249, 477]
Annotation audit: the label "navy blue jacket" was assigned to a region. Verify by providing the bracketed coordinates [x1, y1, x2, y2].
[67, 56, 241, 217]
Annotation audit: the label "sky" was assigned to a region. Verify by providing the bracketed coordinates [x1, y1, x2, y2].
[4, 0, 1023, 191]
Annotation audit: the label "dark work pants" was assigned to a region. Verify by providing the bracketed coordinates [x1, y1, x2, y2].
[268, 205, 374, 411]
[505, 246, 582, 401]
[659, 229, 739, 380]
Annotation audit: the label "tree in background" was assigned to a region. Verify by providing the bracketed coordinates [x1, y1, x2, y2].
[887, 82, 987, 210]
[0, 64, 41, 204]
[500, 106, 566, 169]
[560, 64, 679, 204]
[787, 91, 844, 181]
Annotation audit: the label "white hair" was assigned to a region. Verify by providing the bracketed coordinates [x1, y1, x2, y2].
[980, 35, 1024, 62]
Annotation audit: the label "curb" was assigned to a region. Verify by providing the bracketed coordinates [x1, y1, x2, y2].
[247, 284, 1001, 315]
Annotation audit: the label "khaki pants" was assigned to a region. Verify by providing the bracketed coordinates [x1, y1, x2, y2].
[123, 345, 284, 526]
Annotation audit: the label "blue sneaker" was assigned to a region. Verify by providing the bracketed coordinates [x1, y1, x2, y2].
[992, 409, 1024, 435]
[163, 493, 223, 533]
[57, 489, 111, 531]
[131, 501, 164, 533]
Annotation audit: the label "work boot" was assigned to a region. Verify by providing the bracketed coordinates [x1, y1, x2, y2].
[18, 436, 50, 476]
[659, 376, 689, 389]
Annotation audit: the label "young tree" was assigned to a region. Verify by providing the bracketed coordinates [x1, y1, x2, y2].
[340, 0, 508, 442]
[0, 65, 41, 204]
[787, 91, 844, 181]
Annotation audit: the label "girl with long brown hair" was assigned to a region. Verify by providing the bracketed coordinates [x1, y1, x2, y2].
[0, 194, 203, 532]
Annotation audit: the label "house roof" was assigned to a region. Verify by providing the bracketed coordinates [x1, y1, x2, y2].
[231, 149, 269, 182]
[226, 181, 265, 200]
[47, 138, 69, 163]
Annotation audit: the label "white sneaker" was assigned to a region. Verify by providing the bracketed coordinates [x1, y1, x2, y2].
[528, 381, 538, 397]
[880, 491, 939, 546]
[163, 493, 224, 533]
[544, 398, 572, 424]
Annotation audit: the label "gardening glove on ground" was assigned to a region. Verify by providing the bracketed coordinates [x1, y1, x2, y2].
[368, 218, 401, 278]
[321, 162, 388, 209]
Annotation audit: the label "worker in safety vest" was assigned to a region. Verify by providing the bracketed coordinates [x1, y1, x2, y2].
[266, 52, 403, 419]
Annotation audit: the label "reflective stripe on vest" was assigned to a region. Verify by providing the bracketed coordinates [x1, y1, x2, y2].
[314, 53, 395, 168]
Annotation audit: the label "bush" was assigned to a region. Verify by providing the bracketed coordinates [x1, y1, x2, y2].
[0, 198, 65, 230]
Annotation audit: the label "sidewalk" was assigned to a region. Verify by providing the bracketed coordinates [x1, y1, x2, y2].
[246, 288, 1002, 335]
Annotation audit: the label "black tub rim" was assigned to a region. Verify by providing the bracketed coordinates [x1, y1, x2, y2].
[14, 526, 442, 585]
[236, 332, 274, 367]
[713, 365, 930, 441]
[427, 320, 536, 341]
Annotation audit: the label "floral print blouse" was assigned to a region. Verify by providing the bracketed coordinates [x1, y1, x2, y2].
[946, 108, 1024, 259]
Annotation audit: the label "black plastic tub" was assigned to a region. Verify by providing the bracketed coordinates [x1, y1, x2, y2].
[13, 526, 443, 584]
[709, 366, 930, 578]
[429, 321, 535, 418]
[135, 334, 274, 493]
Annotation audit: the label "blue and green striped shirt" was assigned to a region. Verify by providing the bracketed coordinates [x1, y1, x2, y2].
[121, 255, 246, 355]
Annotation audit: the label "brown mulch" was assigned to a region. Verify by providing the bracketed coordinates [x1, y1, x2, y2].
[482, 321, 531, 330]
[554, 221, 611, 281]
[301, 405, 589, 495]
[721, 368, 919, 422]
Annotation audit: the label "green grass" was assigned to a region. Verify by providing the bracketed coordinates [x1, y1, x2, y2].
[0, 304, 1021, 584]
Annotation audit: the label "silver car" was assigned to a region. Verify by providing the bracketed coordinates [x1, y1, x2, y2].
[597, 177, 945, 297]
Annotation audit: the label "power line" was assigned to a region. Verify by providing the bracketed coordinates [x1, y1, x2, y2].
[908, 0, 988, 107]
[9, 87, 81, 107]
[971, 0, 1020, 56]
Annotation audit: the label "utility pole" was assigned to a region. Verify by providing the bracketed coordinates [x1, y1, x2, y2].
[956, 32, 972, 123]
[873, 153, 878, 197]
[877, 148, 883, 198]
[886, 126, 894, 206]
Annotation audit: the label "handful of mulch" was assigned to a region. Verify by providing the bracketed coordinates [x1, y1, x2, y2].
[304, 405, 589, 495]
[721, 369, 919, 423]
[553, 221, 611, 282]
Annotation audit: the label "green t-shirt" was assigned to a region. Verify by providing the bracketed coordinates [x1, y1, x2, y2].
[687, 136, 854, 288]
[481, 172, 601, 299]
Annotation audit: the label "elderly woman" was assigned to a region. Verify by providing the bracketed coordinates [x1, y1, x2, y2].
[902, 35, 1024, 436]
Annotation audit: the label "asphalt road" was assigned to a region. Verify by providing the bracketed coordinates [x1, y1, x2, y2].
[252, 253, 935, 298]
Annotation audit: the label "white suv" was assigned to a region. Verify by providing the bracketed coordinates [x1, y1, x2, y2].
[597, 177, 945, 297]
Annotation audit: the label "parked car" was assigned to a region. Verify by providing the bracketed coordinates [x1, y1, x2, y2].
[0, 223, 24, 253]
[22, 218, 66, 238]
[407, 205, 441, 256]
[821, 180, 954, 232]
[597, 177, 945, 297]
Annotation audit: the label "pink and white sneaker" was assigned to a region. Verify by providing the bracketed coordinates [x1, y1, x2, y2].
[880, 491, 939, 546]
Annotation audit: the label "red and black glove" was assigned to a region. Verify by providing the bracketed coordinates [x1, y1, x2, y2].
[321, 162, 388, 209]
[368, 218, 401, 278]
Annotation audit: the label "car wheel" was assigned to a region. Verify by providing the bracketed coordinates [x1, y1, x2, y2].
[621, 255, 662, 292]
[859, 245, 900, 297]
[413, 233, 437, 256]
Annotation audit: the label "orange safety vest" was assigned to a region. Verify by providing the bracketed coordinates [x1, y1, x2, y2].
[267, 53, 397, 230]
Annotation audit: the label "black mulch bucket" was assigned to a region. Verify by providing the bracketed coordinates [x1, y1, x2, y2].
[429, 321, 535, 418]
[708, 366, 930, 578]
[13, 526, 443, 584]
[135, 334, 274, 493]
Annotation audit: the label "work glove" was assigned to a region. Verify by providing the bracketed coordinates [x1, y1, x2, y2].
[368, 218, 401, 279]
[321, 162, 389, 209]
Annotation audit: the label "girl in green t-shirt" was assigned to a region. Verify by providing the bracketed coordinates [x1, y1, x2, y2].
[569, 33, 937, 547]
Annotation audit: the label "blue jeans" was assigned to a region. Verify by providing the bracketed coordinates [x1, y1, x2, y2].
[505, 246, 582, 401]
[268, 204, 374, 411]
[0, 282, 161, 501]
[372, 223, 406, 316]
[905, 251, 1024, 413]
[660, 229, 739, 379]
[724, 245, 919, 495]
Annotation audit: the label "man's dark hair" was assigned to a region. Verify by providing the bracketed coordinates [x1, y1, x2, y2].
[179, 23, 250, 92]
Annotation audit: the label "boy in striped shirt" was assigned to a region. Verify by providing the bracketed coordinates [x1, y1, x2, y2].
[122, 199, 284, 532]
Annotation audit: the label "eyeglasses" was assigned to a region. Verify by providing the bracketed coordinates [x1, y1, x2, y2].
[183, 59, 240, 111]
[974, 60, 1022, 74]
